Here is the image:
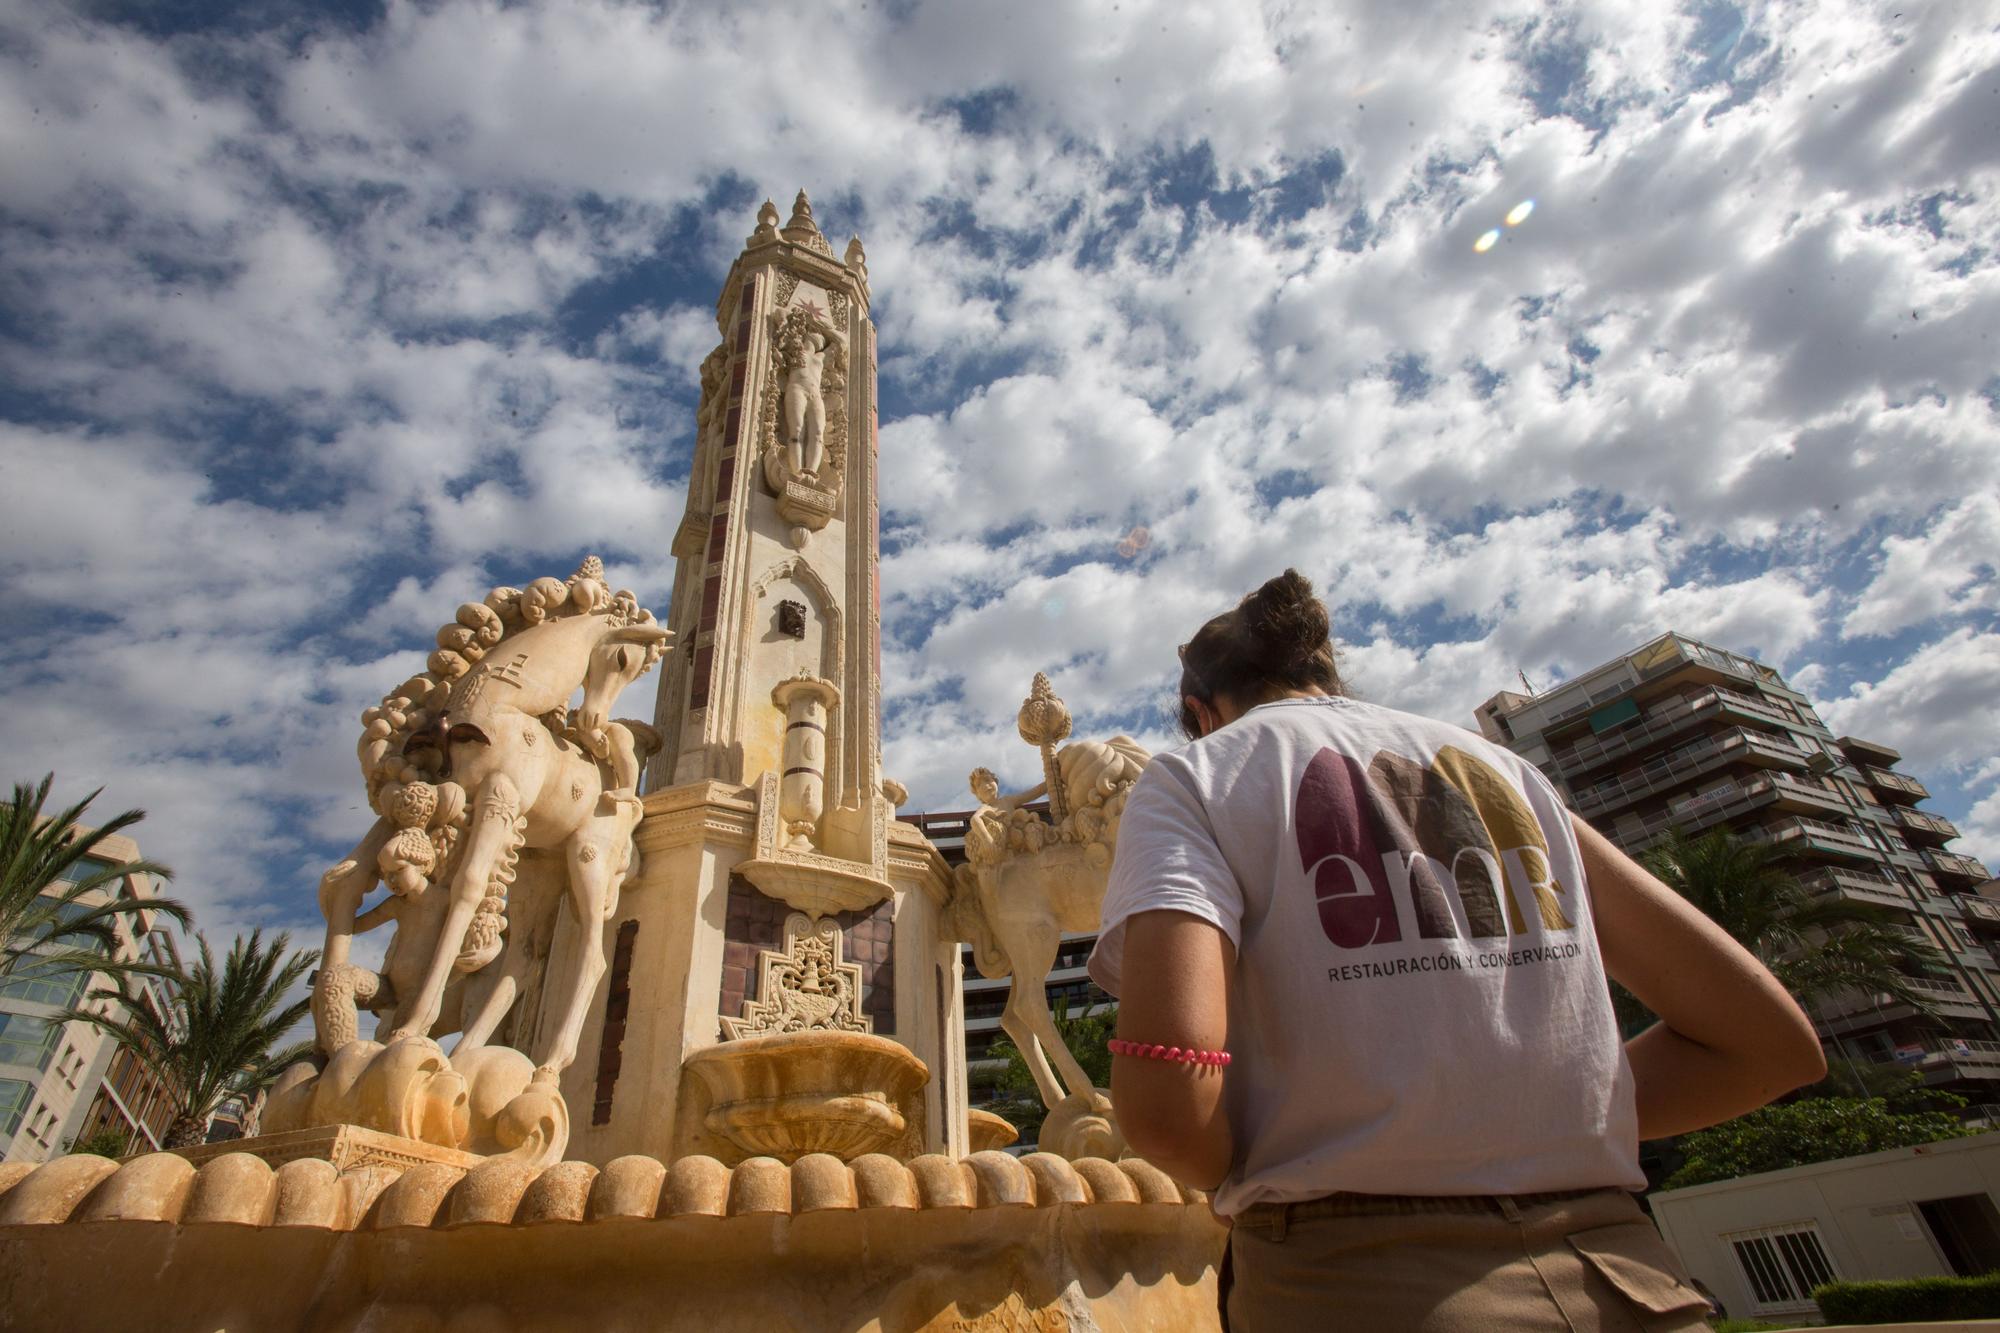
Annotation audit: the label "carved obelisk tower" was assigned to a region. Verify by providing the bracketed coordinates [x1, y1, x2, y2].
[558, 193, 966, 1166]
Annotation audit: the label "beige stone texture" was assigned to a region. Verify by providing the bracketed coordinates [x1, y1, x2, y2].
[965, 1109, 1020, 1154]
[683, 1030, 928, 1164]
[0, 1150, 1225, 1331]
[171, 1124, 484, 1174]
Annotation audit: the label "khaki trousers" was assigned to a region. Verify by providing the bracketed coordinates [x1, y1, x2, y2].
[1224, 1187, 1712, 1331]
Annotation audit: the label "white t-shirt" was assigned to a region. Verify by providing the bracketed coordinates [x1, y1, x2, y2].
[1088, 695, 1643, 1215]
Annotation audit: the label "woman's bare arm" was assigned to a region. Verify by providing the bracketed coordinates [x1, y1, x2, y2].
[1109, 908, 1236, 1189]
[1576, 813, 1826, 1139]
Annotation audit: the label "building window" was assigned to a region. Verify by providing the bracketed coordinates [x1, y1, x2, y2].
[52, 856, 122, 889]
[0, 969, 88, 1009]
[1725, 1221, 1839, 1314]
[0, 1014, 59, 1071]
[0, 1077, 33, 1136]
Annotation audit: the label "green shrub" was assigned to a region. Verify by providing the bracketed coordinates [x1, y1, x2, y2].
[1813, 1273, 2000, 1324]
[1662, 1098, 1971, 1189]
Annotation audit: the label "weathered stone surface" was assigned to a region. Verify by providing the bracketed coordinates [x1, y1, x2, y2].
[965, 1108, 1020, 1154]
[0, 1152, 1224, 1331]
[181, 1153, 275, 1225]
[173, 1123, 484, 1175]
[684, 1028, 928, 1165]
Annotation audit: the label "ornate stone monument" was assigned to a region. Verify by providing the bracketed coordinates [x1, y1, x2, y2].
[591, 186, 970, 1169]
[0, 194, 1224, 1333]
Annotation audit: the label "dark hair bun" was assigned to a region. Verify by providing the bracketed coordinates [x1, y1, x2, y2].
[1243, 569, 1330, 666]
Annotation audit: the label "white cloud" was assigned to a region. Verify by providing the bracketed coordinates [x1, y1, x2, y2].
[1843, 495, 2000, 639]
[0, 0, 1996, 950]
[1817, 630, 2000, 776]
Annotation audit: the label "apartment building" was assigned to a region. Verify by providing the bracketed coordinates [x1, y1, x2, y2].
[897, 808, 1114, 1114]
[0, 826, 184, 1162]
[1476, 632, 1999, 1106]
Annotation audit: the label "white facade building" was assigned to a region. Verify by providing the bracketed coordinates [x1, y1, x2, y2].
[1651, 1132, 2000, 1322]
[0, 826, 183, 1162]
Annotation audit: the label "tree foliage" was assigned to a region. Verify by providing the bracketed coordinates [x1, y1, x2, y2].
[1637, 826, 1948, 1020]
[1, 774, 191, 992]
[65, 1125, 131, 1159]
[1663, 1095, 1971, 1189]
[67, 929, 316, 1148]
[983, 998, 1116, 1142]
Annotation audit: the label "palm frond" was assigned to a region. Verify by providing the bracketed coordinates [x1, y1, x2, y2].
[0, 775, 192, 1000]
[1638, 823, 1954, 1018]
[65, 927, 320, 1131]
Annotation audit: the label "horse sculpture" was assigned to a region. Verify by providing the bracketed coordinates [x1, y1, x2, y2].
[267, 557, 669, 1166]
[949, 675, 1149, 1158]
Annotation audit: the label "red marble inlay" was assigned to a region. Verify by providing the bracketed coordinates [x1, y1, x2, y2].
[591, 919, 640, 1125]
[689, 642, 715, 711]
[730, 359, 746, 400]
[719, 877, 897, 1036]
[698, 574, 722, 632]
[706, 512, 728, 564]
[715, 454, 736, 506]
[736, 317, 752, 353]
[725, 403, 742, 446]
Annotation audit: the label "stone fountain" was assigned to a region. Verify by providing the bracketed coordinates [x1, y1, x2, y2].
[0, 193, 1222, 1331]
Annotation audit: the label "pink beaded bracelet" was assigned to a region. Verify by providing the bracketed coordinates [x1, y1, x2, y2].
[1108, 1037, 1232, 1067]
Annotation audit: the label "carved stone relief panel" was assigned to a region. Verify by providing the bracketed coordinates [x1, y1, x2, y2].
[719, 876, 895, 1037]
[722, 911, 869, 1039]
[757, 277, 848, 546]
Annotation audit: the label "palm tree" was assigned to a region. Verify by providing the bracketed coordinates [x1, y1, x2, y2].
[68, 929, 317, 1149]
[1637, 826, 1949, 1020]
[2, 775, 191, 995]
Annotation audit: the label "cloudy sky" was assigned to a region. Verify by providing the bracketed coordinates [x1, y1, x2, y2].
[1, 0, 1996, 945]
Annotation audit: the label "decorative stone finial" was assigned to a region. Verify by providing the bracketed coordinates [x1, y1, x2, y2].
[844, 235, 868, 281]
[782, 189, 822, 245]
[1018, 673, 1074, 824]
[572, 555, 605, 584]
[749, 199, 781, 247]
[1016, 673, 1073, 749]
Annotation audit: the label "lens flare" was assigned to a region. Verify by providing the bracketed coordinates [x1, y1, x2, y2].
[1473, 228, 1501, 253]
[1505, 199, 1536, 226]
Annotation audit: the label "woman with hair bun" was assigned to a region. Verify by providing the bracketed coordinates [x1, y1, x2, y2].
[1088, 569, 1824, 1330]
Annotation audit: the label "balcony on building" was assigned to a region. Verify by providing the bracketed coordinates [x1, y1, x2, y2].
[1868, 1037, 2000, 1083]
[1956, 895, 2000, 931]
[1864, 765, 1930, 805]
[1838, 735, 1903, 767]
[1491, 632, 1802, 758]
[1890, 807, 1962, 846]
[1822, 973, 1993, 1029]
[1745, 815, 1882, 862]
[1570, 730, 1815, 820]
[1552, 693, 1813, 786]
[1797, 866, 1914, 911]
[1928, 850, 1995, 885]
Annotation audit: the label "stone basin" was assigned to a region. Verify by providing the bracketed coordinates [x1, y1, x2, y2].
[965, 1107, 1020, 1153]
[683, 1029, 929, 1164]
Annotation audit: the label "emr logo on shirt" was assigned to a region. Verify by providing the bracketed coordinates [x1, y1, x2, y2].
[1297, 745, 1577, 950]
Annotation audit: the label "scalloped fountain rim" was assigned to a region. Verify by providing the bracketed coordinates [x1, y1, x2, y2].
[0, 1147, 1202, 1231]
